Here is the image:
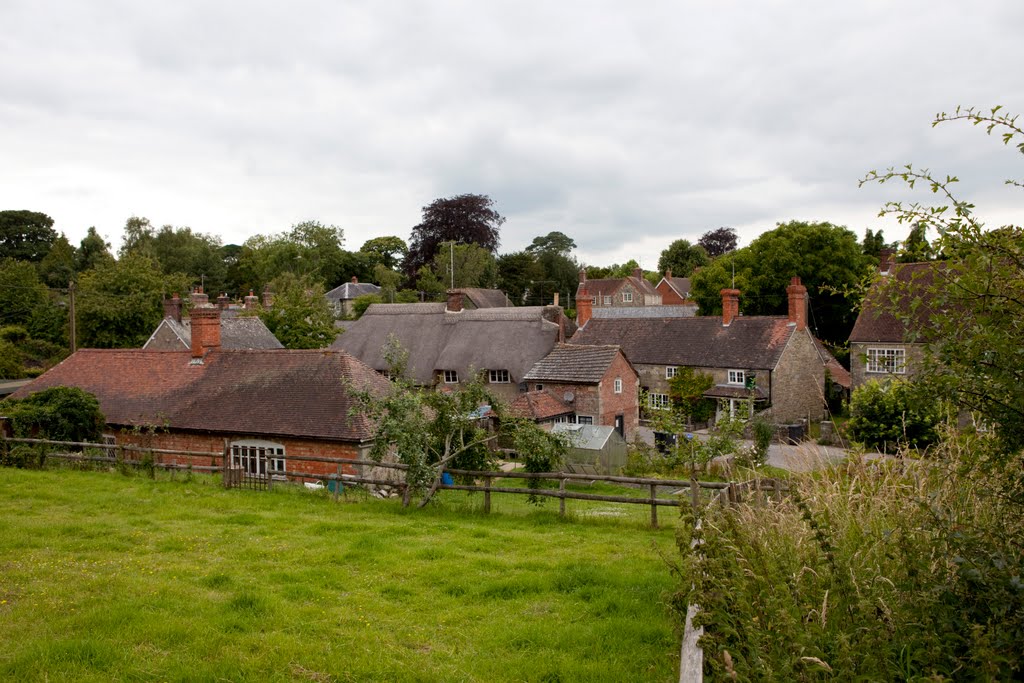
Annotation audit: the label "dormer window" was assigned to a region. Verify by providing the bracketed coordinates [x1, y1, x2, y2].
[489, 369, 510, 383]
[443, 370, 459, 384]
[727, 370, 745, 386]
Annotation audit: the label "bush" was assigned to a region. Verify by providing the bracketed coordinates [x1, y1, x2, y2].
[0, 386, 105, 442]
[848, 379, 940, 453]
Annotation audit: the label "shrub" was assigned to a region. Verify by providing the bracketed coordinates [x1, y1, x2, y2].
[0, 386, 105, 442]
[848, 379, 940, 453]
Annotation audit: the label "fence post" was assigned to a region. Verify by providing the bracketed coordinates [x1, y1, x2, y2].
[649, 483, 658, 528]
[690, 479, 699, 513]
[333, 465, 341, 502]
[773, 478, 781, 502]
[559, 478, 566, 517]
[483, 475, 491, 514]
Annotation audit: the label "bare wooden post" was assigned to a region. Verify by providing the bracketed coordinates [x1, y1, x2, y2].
[773, 478, 781, 503]
[333, 466, 341, 502]
[649, 483, 658, 528]
[690, 478, 699, 513]
[401, 483, 411, 507]
[483, 475, 492, 514]
[559, 478, 567, 517]
[221, 444, 230, 488]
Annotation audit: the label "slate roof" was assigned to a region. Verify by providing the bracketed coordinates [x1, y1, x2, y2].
[523, 344, 624, 384]
[849, 262, 943, 344]
[332, 303, 574, 385]
[507, 390, 574, 420]
[146, 317, 284, 351]
[9, 349, 389, 443]
[814, 338, 851, 389]
[570, 316, 796, 369]
[658, 276, 692, 300]
[454, 288, 513, 308]
[325, 281, 381, 302]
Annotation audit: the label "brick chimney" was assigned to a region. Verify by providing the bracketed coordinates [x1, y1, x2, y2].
[720, 288, 740, 326]
[576, 289, 593, 327]
[665, 269, 672, 279]
[216, 293, 230, 310]
[552, 292, 559, 307]
[632, 267, 643, 280]
[163, 293, 182, 323]
[190, 304, 221, 359]
[190, 287, 209, 308]
[446, 290, 464, 313]
[351, 276, 358, 283]
[787, 276, 807, 331]
[262, 285, 273, 309]
[243, 290, 259, 310]
[578, 269, 587, 284]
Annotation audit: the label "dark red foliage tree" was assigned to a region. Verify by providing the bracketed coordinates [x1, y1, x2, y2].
[697, 227, 738, 258]
[404, 194, 504, 278]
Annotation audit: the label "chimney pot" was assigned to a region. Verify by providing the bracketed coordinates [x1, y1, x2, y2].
[262, 285, 273, 309]
[786, 276, 808, 331]
[720, 288, 740, 326]
[578, 269, 587, 284]
[163, 293, 183, 323]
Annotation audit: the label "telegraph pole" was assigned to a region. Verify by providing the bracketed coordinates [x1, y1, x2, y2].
[68, 281, 77, 353]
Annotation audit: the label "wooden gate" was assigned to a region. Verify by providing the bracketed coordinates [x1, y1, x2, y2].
[223, 445, 271, 491]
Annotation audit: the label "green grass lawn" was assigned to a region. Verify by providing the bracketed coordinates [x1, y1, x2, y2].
[0, 467, 681, 682]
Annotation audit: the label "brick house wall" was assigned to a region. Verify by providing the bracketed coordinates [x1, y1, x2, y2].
[113, 430, 370, 479]
[656, 281, 686, 305]
[530, 352, 639, 439]
[849, 341, 925, 391]
[760, 330, 826, 422]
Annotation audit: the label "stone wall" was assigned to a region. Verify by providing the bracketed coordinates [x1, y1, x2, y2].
[849, 342, 925, 391]
[760, 329, 826, 423]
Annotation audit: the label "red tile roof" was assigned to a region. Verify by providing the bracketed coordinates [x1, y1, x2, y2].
[849, 262, 944, 343]
[9, 349, 390, 443]
[507, 390, 574, 421]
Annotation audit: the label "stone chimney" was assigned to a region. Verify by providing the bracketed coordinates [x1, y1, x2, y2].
[552, 292, 559, 307]
[190, 303, 221, 359]
[163, 293, 182, 323]
[578, 269, 587, 284]
[787, 276, 807, 331]
[576, 289, 593, 327]
[190, 287, 209, 308]
[216, 293, 230, 310]
[720, 288, 740, 326]
[351, 276, 358, 284]
[243, 290, 259, 310]
[262, 285, 273, 309]
[446, 290, 464, 313]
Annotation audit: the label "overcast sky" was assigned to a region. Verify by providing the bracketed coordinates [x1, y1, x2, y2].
[2, 1, 1021, 271]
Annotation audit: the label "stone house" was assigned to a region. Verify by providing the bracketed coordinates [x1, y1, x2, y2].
[575, 268, 662, 313]
[513, 344, 640, 440]
[332, 291, 576, 406]
[571, 277, 838, 423]
[848, 262, 939, 391]
[11, 303, 389, 479]
[325, 278, 382, 318]
[145, 290, 283, 351]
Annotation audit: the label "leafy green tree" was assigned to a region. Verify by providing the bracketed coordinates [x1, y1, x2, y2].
[404, 194, 504, 278]
[526, 231, 576, 257]
[0, 337, 23, 379]
[860, 228, 890, 259]
[258, 272, 338, 349]
[497, 251, 543, 304]
[0, 259, 51, 328]
[235, 221, 355, 293]
[76, 227, 114, 273]
[360, 236, 408, 270]
[425, 243, 498, 290]
[697, 227, 738, 258]
[690, 220, 873, 346]
[0, 210, 56, 262]
[860, 105, 1024, 452]
[898, 223, 934, 262]
[38, 233, 77, 288]
[0, 386, 105, 442]
[121, 221, 227, 294]
[76, 253, 190, 348]
[657, 238, 708, 277]
[848, 379, 940, 452]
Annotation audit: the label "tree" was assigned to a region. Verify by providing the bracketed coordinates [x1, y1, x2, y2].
[526, 231, 576, 257]
[0, 386, 105, 442]
[422, 243, 498, 291]
[847, 379, 940, 453]
[258, 272, 338, 349]
[76, 227, 114, 273]
[860, 105, 1024, 452]
[697, 227, 738, 258]
[860, 228, 890, 259]
[898, 223, 934, 262]
[234, 221, 355, 293]
[38, 233, 77, 288]
[76, 253, 190, 348]
[0, 259, 51, 328]
[0, 210, 56, 262]
[657, 239, 708, 277]
[404, 194, 504, 278]
[690, 220, 873, 346]
[497, 251, 543, 304]
[360, 236, 408, 270]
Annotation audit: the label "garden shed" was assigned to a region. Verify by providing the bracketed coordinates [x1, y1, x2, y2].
[552, 423, 628, 474]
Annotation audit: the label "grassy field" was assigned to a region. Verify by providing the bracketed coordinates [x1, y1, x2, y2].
[0, 467, 681, 682]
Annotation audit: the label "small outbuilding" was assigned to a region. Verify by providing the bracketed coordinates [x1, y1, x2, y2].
[552, 423, 628, 474]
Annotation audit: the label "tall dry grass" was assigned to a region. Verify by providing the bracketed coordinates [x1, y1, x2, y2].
[677, 434, 1023, 680]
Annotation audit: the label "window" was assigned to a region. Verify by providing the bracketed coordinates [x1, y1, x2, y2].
[622, 291, 633, 303]
[666, 366, 678, 379]
[231, 440, 286, 476]
[489, 369, 510, 383]
[648, 393, 669, 410]
[728, 370, 745, 386]
[614, 377, 622, 393]
[443, 370, 459, 384]
[867, 348, 906, 374]
[535, 383, 544, 391]
[576, 415, 594, 425]
[554, 414, 575, 424]
[603, 295, 612, 305]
